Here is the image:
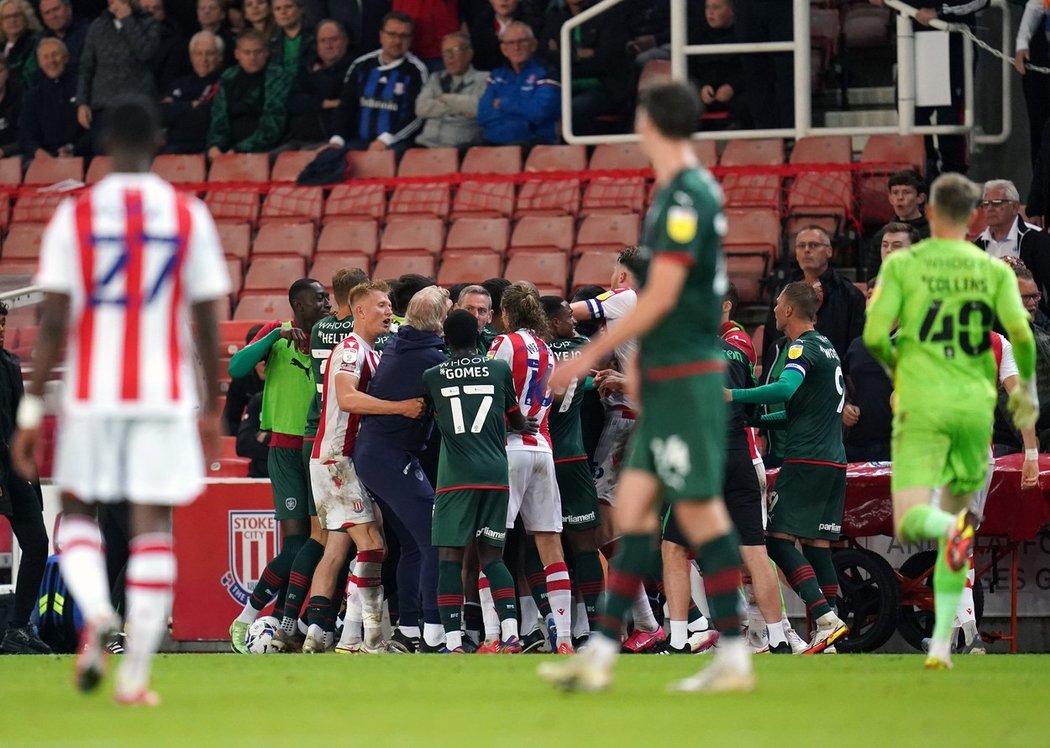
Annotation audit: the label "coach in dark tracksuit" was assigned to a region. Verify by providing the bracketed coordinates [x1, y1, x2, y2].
[354, 287, 447, 652]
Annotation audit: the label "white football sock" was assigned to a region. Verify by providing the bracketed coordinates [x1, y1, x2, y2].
[669, 620, 688, 649]
[57, 514, 114, 624]
[117, 534, 174, 696]
[631, 583, 659, 633]
[545, 563, 573, 639]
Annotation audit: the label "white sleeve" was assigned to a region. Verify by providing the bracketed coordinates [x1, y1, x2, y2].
[1017, 0, 1044, 51]
[999, 336, 1019, 384]
[184, 197, 231, 303]
[488, 334, 513, 365]
[34, 198, 77, 294]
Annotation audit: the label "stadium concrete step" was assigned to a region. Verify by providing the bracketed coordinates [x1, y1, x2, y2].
[824, 109, 898, 130]
[818, 86, 897, 109]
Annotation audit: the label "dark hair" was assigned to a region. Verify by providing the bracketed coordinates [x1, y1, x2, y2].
[447, 282, 468, 305]
[571, 285, 604, 337]
[637, 81, 700, 140]
[779, 281, 818, 322]
[392, 273, 433, 315]
[288, 277, 322, 305]
[444, 309, 479, 349]
[888, 169, 926, 195]
[245, 322, 262, 344]
[99, 97, 162, 156]
[1014, 263, 1035, 282]
[481, 277, 511, 314]
[616, 245, 644, 278]
[381, 10, 414, 32]
[501, 282, 549, 338]
[332, 267, 368, 304]
[723, 282, 738, 320]
[540, 295, 566, 318]
[878, 221, 921, 246]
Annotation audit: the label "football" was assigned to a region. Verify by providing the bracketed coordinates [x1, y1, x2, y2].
[245, 617, 284, 654]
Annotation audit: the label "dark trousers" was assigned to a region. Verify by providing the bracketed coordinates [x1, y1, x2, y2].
[0, 474, 48, 626]
[734, 0, 794, 130]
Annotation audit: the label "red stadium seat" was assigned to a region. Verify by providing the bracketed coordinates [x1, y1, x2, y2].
[271, 150, 317, 181]
[398, 146, 459, 176]
[262, 186, 324, 223]
[380, 216, 445, 255]
[152, 153, 207, 184]
[573, 213, 639, 255]
[207, 457, 250, 478]
[721, 138, 784, 167]
[453, 146, 521, 219]
[588, 143, 648, 171]
[243, 255, 306, 292]
[583, 143, 649, 216]
[226, 257, 243, 298]
[0, 156, 22, 186]
[217, 222, 251, 260]
[692, 141, 718, 169]
[252, 221, 315, 257]
[24, 156, 83, 185]
[12, 193, 65, 224]
[317, 218, 379, 258]
[310, 252, 372, 280]
[373, 251, 435, 280]
[444, 217, 510, 257]
[323, 151, 394, 222]
[786, 171, 853, 236]
[857, 134, 926, 225]
[0, 259, 38, 276]
[726, 255, 767, 303]
[389, 148, 458, 220]
[219, 320, 265, 352]
[504, 251, 568, 295]
[509, 215, 574, 254]
[790, 135, 852, 164]
[234, 292, 288, 321]
[206, 153, 269, 225]
[571, 252, 617, 292]
[516, 145, 586, 218]
[2, 223, 44, 259]
[720, 138, 784, 210]
[436, 252, 502, 286]
[723, 208, 781, 262]
[85, 156, 113, 184]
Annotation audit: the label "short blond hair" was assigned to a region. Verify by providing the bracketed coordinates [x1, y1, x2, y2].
[405, 286, 450, 332]
[348, 280, 390, 309]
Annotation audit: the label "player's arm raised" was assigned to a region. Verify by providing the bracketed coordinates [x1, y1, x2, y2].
[335, 369, 424, 418]
[862, 257, 904, 374]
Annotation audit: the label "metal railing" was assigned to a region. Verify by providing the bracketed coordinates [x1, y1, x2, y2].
[559, 0, 1012, 147]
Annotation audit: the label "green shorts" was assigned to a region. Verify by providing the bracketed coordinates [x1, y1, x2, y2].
[269, 444, 314, 521]
[624, 372, 726, 502]
[891, 405, 993, 496]
[432, 488, 510, 548]
[555, 457, 600, 530]
[768, 461, 845, 541]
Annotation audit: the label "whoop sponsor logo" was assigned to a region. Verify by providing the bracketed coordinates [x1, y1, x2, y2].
[221, 511, 281, 605]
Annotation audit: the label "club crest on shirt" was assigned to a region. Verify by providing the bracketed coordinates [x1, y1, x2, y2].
[221, 511, 281, 605]
[342, 346, 358, 365]
[667, 206, 698, 243]
[787, 343, 804, 360]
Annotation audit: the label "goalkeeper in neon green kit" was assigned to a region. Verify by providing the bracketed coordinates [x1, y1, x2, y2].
[863, 173, 1038, 670]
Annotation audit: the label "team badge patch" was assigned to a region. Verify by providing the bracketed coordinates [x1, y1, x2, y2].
[667, 206, 698, 243]
[285, 496, 297, 511]
[221, 511, 280, 605]
[342, 346, 358, 365]
[787, 343, 804, 360]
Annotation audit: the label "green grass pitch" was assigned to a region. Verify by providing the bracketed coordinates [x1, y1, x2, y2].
[1, 654, 1046, 747]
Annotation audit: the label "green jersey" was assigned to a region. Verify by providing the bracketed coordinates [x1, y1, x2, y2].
[864, 238, 1035, 414]
[548, 335, 590, 460]
[780, 330, 846, 463]
[249, 321, 314, 436]
[304, 313, 355, 438]
[636, 166, 726, 377]
[423, 355, 520, 490]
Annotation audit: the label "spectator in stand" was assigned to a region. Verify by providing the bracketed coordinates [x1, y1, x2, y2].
[0, 54, 22, 158]
[762, 224, 866, 374]
[197, 0, 236, 67]
[236, 391, 270, 478]
[540, 0, 630, 136]
[693, 0, 746, 129]
[477, 21, 558, 146]
[465, 0, 543, 73]
[1013, 260, 1050, 334]
[270, 0, 313, 70]
[161, 30, 223, 154]
[329, 11, 427, 156]
[207, 29, 291, 156]
[76, 0, 160, 153]
[20, 37, 87, 157]
[244, 0, 275, 41]
[1014, 0, 1050, 166]
[863, 170, 929, 280]
[393, 0, 459, 71]
[415, 30, 486, 149]
[140, 0, 189, 92]
[39, 0, 88, 73]
[625, 0, 668, 66]
[303, 0, 362, 45]
[735, 0, 793, 129]
[875, 221, 920, 267]
[0, 0, 40, 87]
[285, 18, 349, 147]
[226, 0, 247, 35]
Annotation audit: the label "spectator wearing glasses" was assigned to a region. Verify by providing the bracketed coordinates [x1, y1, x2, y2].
[415, 31, 486, 149]
[975, 179, 1050, 316]
[762, 225, 866, 375]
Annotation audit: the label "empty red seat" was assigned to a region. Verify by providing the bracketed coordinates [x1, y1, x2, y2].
[317, 218, 379, 258]
[206, 153, 269, 225]
[573, 213, 639, 254]
[509, 215, 574, 254]
[217, 222, 251, 260]
[207, 457, 250, 478]
[516, 145, 586, 218]
[271, 150, 317, 182]
[436, 253, 502, 286]
[235, 292, 288, 321]
[790, 135, 852, 164]
[588, 143, 648, 171]
[444, 217, 510, 256]
[860, 134, 925, 173]
[243, 255, 306, 292]
[310, 252, 371, 281]
[504, 251, 568, 295]
[12, 193, 65, 223]
[720, 138, 784, 210]
[572, 252, 617, 291]
[252, 221, 315, 257]
[723, 208, 781, 262]
[2, 223, 44, 259]
[0, 156, 22, 186]
[373, 252, 435, 280]
[24, 156, 83, 185]
[262, 186, 324, 223]
[453, 146, 521, 219]
[219, 320, 265, 351]
[380, 216, 445, 255]
[226, 257, 243, 297]
[726, 255, 767, 303]
[153, 154, 206, 184]
[786, 171, 853, 236]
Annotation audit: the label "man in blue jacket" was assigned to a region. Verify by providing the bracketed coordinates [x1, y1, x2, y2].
[477, 21, 560, 146]
[354, 285, 449, 654]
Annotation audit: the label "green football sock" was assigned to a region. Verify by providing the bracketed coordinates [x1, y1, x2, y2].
[766, 537, 832, 621]
[695, 531, 744, 639]
[481, 560, 518, 623]
[249, 534, 305, 612]
[802, 545, 839, 610]
[281, 538, 324, 631]
[571, 549, 604, 629]
[899, 504, 953, 544]
[437, 560, 464, 634]
[596, 533, 659, 640]
[932, 537, 968, 644]
[524, 545, 552, 619]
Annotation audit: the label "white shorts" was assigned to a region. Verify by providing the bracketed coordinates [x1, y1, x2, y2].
[593, 408, 636, 506]
[507, 450, 563, 533]
[309, 459, 375, 530]
[54, 412, 204, 505]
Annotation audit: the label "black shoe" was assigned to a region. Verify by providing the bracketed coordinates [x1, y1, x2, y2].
[385, 628, 419, 654]
[461, 634, 479, 653]
[572, 634, 589, 650]
[418, 636, 445, 654]
[1, 625, 53, 655]
[769, 642, 793, 654]
[657, 643, 691, 655]
[520, 630, 546, 653]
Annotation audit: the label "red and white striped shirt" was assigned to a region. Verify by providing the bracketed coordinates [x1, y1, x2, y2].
[488, 329, 555, 452]
[312, 332, 378, 462]
[35, 173, 229, 415]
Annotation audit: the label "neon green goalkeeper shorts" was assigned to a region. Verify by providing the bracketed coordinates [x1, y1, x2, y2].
[890, 404, 993, 496]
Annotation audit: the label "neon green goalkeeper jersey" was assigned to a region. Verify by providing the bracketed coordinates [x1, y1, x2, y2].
[863, 237, 1034, 413]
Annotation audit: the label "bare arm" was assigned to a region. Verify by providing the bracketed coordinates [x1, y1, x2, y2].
[335, 371, 425, 418]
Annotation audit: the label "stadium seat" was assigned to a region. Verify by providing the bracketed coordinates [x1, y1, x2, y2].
[373, 251, 435, 280]
[85, 156, 113, 184]
[12, 193, 65, 224]
[310, 252, 371, 280]
[588, 143, 648, 171]
[217, 222, 251, 260]
[226, 257, 243, 298]
[379, 216, 445, 255]
[436, 252, 502, 286]
[206, 153, 269, 225]
[397, 146, 459, 176]
[444, 217, 510, 256]
[509, 215, 574, 254]
[152, 153, 207, 184]
[571, 251, 617, 292]
[0, 259, 37, 276]
[857, 134, 926, 225]
[516, 145, 586, 218]
[252, 221, 315, 257]
[638, 59, 671, 91]
[726, 255, 767, 303]
[388, 146, 458, 221]
[207, 457, 250, 478]
[324, 150, 395, 222]
[721, 138, 785, 167]
[720, 138, 784, 211]
[504, 251, 568, 295]
[843, 2, 892, 50]
[573, 213, 639, 255]
[262, 186, 324, 223]
[234, 292, 288, 321]
[243, 255, 306, 292]
[271, 150, 316, 182]
[790, 135, 852, 164]
[317, 218, 379, 258]
[2, 223, 44, 259]
[453, 145, 521, 219]
[692, 141, 718, 169]
[786, 171, 853, 237]
[219, 320, 264, 352]
[810, 9, 841, 84]
[24, 156, 83, 185]
[0, 156, 22, 186]
[723, 208, 781, 263]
